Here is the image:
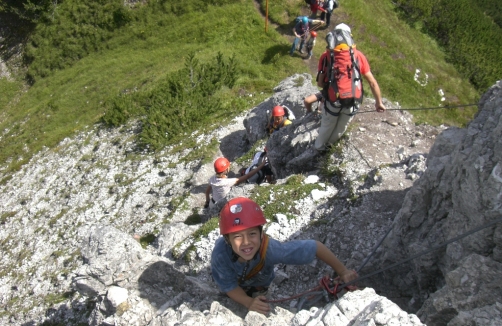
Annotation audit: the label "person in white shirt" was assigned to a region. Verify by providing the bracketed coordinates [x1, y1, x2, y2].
[205, 157, 266, 209]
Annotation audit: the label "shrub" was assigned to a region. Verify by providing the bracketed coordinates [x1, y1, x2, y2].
[103, 52, 239, 151]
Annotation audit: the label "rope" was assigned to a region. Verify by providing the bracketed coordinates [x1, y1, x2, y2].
[263, 217, 501, 305]
[356, 224, 394, 273]
[356, 103, 478, 114]
[348, 142, 372, 169]
[339, 216, 502, 290]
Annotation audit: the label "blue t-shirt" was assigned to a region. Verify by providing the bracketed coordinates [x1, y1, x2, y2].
[211, 236, 317, 293]
[294, 20, 313, 36]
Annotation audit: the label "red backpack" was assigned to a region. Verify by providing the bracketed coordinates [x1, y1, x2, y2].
[322, 29, 363, 113]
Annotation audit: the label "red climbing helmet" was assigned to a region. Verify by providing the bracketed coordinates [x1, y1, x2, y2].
[272, 105, 285, 117]
[214, 157, 230, 173]
[310, 31, 317, 38]
[219, 197, 266, 235]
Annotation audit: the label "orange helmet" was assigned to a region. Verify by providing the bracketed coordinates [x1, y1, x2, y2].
[272, 106, 285, 117]
[310, 31, 317, 38]
[219, 197, 266, 235]
[214, 157, 230, 173]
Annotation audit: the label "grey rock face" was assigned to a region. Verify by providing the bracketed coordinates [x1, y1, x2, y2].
[374, 81, 502, 323]
[2, 75, 501, 325]
[417, 254, 502, 325]
[243, 73, 318, 144]
[74, 224, 424, 326]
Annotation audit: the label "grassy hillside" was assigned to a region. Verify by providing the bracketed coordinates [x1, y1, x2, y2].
[262, 0, 480, 123]
[0, 0, 304, 173]
[0, 0, 484, 173]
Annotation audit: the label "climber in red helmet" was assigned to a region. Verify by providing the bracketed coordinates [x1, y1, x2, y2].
[211, 197, 358, 315]
[305, 30, 318, 60]
[266, 105, 292, 135]
[204, 158, 266, 209]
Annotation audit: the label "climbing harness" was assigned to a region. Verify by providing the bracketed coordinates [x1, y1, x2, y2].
[263, 217, 502, 307]
[264, 275, 351, 310]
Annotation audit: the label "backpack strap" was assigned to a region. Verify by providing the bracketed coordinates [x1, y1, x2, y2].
[244, 234, 269, 281]
[324, 103, 343, 116]
[316, 54, 328, 83]
[325, 46, 364, 115]
[348, 47, 363, 115]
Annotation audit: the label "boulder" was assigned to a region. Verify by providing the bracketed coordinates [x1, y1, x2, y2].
[374, 80, 502, 323]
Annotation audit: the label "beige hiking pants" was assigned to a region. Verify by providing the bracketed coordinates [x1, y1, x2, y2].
[314, 104, 354, 150]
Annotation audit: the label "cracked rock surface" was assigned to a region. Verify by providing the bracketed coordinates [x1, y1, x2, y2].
[1, 76, 500, 326]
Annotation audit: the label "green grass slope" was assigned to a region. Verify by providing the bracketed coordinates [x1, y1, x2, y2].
[0, 0, 482, 173]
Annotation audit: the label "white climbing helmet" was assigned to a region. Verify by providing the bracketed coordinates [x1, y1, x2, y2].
[334, 23, 351, 34]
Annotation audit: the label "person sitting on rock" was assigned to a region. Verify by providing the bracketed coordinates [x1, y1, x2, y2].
[211, 197, 357, 315]
[266, 105, 292, 135]
[204, 157, 266, 209]
[239, 147, 276, 185]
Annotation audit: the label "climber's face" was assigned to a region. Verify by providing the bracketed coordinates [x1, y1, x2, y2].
[273, 115, 284, 125]
[228, 226, 262, 262]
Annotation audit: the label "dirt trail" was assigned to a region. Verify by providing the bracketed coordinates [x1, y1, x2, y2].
[252, 1, 321, 76]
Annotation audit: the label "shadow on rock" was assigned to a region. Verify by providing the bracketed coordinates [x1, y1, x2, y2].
[21, 297, 93, 326]
[138, 261, 186, 309]
[219, 129, 250, 162]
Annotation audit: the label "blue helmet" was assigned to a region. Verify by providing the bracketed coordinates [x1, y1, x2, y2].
[302, 16, 308, 24]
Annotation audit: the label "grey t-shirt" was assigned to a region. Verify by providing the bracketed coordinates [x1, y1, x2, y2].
[209, 176, 238, 202]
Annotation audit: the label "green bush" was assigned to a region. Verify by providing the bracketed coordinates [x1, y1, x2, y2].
[101, 94, 138, 127]
[25, 0, 131, 82]
[395, 0, 502, 92]
[0, 0, 55, 23]
[103, 52, 239, 151]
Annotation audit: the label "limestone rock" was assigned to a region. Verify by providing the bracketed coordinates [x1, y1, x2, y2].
[373, 80, 502, 323]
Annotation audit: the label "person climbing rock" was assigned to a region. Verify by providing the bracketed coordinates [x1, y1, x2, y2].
[204, 157, 266, 209]
[211, 197, 357, 315]
[266, 105, 292, 135]
[239, 147, 275, 185]
[315, 23, 386, 151]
